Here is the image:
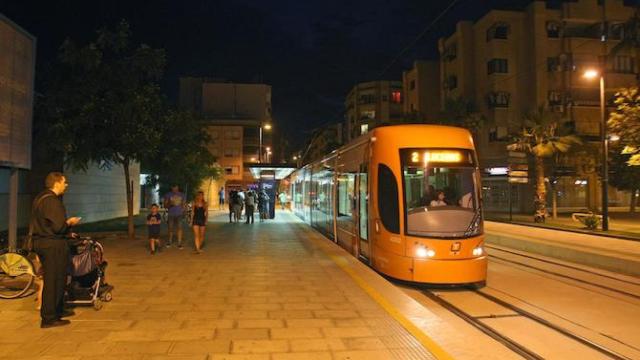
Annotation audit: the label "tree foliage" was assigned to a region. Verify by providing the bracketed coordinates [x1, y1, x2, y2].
[508, 106, 581, 217]
[41, 21, 167, 238]
[609, 87, 640, 166]
[144, 110, 220, 199]
[440, 96, 488, 132]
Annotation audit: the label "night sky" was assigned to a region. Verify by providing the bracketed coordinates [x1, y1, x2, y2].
[2, 0, 542, 150]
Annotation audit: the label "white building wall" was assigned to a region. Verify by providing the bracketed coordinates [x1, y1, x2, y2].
[63, 162, 140, 223]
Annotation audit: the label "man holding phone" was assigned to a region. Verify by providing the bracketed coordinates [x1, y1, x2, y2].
[32, 172, 81, 328]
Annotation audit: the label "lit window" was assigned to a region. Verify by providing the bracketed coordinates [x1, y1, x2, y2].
[360, 124, 369, 135]
[361, 110, 375, 119]
[391, 91, 402, 103]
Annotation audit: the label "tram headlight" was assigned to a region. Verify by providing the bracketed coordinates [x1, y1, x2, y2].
[416, 247, 436, 258]
[472, 246, 484, 256]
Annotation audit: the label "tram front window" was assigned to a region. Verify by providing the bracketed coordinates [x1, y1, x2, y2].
[402, 149, 481, 238]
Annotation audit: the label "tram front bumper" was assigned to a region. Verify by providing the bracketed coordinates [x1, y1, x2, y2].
[412, 256, 487, 285]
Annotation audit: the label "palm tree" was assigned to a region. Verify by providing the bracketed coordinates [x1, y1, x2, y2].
[508, 106, 581, 219]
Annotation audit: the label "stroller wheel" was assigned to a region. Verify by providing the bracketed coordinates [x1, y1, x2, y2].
[102, 291, 113, 302]
[93, 299, 103, 311]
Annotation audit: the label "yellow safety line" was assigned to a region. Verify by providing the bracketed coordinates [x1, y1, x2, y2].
[328, 254, 455, 360]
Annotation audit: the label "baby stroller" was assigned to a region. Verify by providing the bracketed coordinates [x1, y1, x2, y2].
[65, 237, 113, 310]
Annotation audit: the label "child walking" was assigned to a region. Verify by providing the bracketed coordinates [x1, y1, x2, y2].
[147, 204, 162, 255]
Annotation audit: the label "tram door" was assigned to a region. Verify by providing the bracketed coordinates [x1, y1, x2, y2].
[357, 164, 370, 261]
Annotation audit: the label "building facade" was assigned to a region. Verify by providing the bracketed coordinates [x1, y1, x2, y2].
[437, 0, 637, 212]
[402, 61, 442, 123]
[344, 81, 403, 142]
[179, 78, 273, 204]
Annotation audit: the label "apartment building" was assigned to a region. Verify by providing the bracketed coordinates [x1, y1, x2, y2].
[437, 0, 637, 212]
[179, 78, 273, 202]
[344, 81, 403, 142]
[402, 61, 441, 123]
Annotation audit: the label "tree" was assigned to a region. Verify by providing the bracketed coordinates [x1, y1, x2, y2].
[440, 96, 488, 138]
[609, 87, 640, 167]
[508, 106, 581, 218]
[42, 21, 166, 238]
[144, 109, 220, 199]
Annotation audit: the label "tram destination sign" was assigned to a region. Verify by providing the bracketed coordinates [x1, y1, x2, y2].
[0, 15, 36, 170]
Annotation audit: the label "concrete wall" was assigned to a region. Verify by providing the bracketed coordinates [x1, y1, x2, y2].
[63, 162, 140, 223]
[0, 168, 30, 231]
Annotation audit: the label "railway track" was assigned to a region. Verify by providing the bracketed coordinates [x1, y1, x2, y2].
[422, 288, 632, 360]
[486, 245, 640, 300]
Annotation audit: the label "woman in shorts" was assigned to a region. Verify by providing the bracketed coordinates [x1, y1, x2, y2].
[190, 191, 208, 254]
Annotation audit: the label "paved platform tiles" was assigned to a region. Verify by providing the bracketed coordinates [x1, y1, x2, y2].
[0, 211, 442, 360]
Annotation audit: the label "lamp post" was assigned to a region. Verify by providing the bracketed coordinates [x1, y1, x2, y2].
[583, 68, 609, 231]
[259, 123, 272, 163]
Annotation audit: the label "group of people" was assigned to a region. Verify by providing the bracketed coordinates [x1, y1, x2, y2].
[227, 188, 271, 224]
[146, 185, 208, 255]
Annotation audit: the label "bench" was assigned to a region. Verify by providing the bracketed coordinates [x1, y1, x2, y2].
[571, 212, 602, 223]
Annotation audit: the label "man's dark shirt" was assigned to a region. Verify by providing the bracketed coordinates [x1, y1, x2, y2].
[32, 189, 69, 239]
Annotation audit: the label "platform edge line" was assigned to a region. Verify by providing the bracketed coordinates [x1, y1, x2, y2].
[327, 254, 454, 360]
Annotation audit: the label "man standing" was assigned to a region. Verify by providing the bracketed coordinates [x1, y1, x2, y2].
[218, 186, 225, 210]
[163, 185, 186, 249]
[32, 172, 81, 328]
[244, 189, 256, 224]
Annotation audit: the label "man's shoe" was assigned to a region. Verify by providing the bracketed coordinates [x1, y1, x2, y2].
[60, 310, 75, 318]
[40, 319, 71, 329]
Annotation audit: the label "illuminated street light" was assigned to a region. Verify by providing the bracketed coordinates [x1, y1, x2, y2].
[583, 66, 609, 231]
[609, 134, 620, 142]
[259, 123, 272, 163]
[583, 69, 599, 79]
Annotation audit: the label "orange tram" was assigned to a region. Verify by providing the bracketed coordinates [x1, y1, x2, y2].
[289, 125, 487, 286]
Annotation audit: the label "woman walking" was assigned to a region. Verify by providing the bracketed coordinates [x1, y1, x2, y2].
[190, 191, 208, 254]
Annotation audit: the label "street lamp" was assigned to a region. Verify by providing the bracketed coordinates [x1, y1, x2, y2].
[259, 123, 272, 163]
[583, 67, 609, 231]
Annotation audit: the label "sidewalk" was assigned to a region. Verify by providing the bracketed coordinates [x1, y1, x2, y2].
[0, 211, 438, 360]
[485, 221, 640, 276]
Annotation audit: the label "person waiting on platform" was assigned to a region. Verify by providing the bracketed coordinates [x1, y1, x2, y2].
[147, 204, 162, 255]
[430, 191, 448, 207]
[258, 189, 270, 222]
[190, 191, 208, 254]
[244, 189, 256, 224]
[32, 172, 81, 328]
[278, 191, 287, 210]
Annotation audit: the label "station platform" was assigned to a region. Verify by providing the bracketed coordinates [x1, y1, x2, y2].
[485, 221, 640, 277]
[0, 211, 467, 360]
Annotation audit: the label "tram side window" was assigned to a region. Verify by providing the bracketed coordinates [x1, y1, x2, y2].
[378, 164, 400, 234]
[337, 173, 356, 219]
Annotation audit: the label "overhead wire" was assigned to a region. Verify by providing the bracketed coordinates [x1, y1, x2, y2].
[379, 0, 464, 77]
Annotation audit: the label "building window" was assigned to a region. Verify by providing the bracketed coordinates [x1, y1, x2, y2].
[610, 23, 624, 40]
[489, 126, 508, 142]
[360, 124, 369, 135]
[410, 80, 416, 90]
[547, 57, 560, 72]
[613, 56, 635, 74]
[224, 148, 240, 157]
[548, 90, 562, 106]
[390, 91, 402, 104]
[487, 58, 508, 75]
[444, 75, 457, 90]
[487, 22, 509, 41]
[443, 43, 457, 61]
[546, 21, 561, 38]
[487, 91, 510, 108]
[224, 130, 241, 140]
[361, 110, 375, 119]
[358, 94, 376, 104]
[224, 166, 240, 175]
